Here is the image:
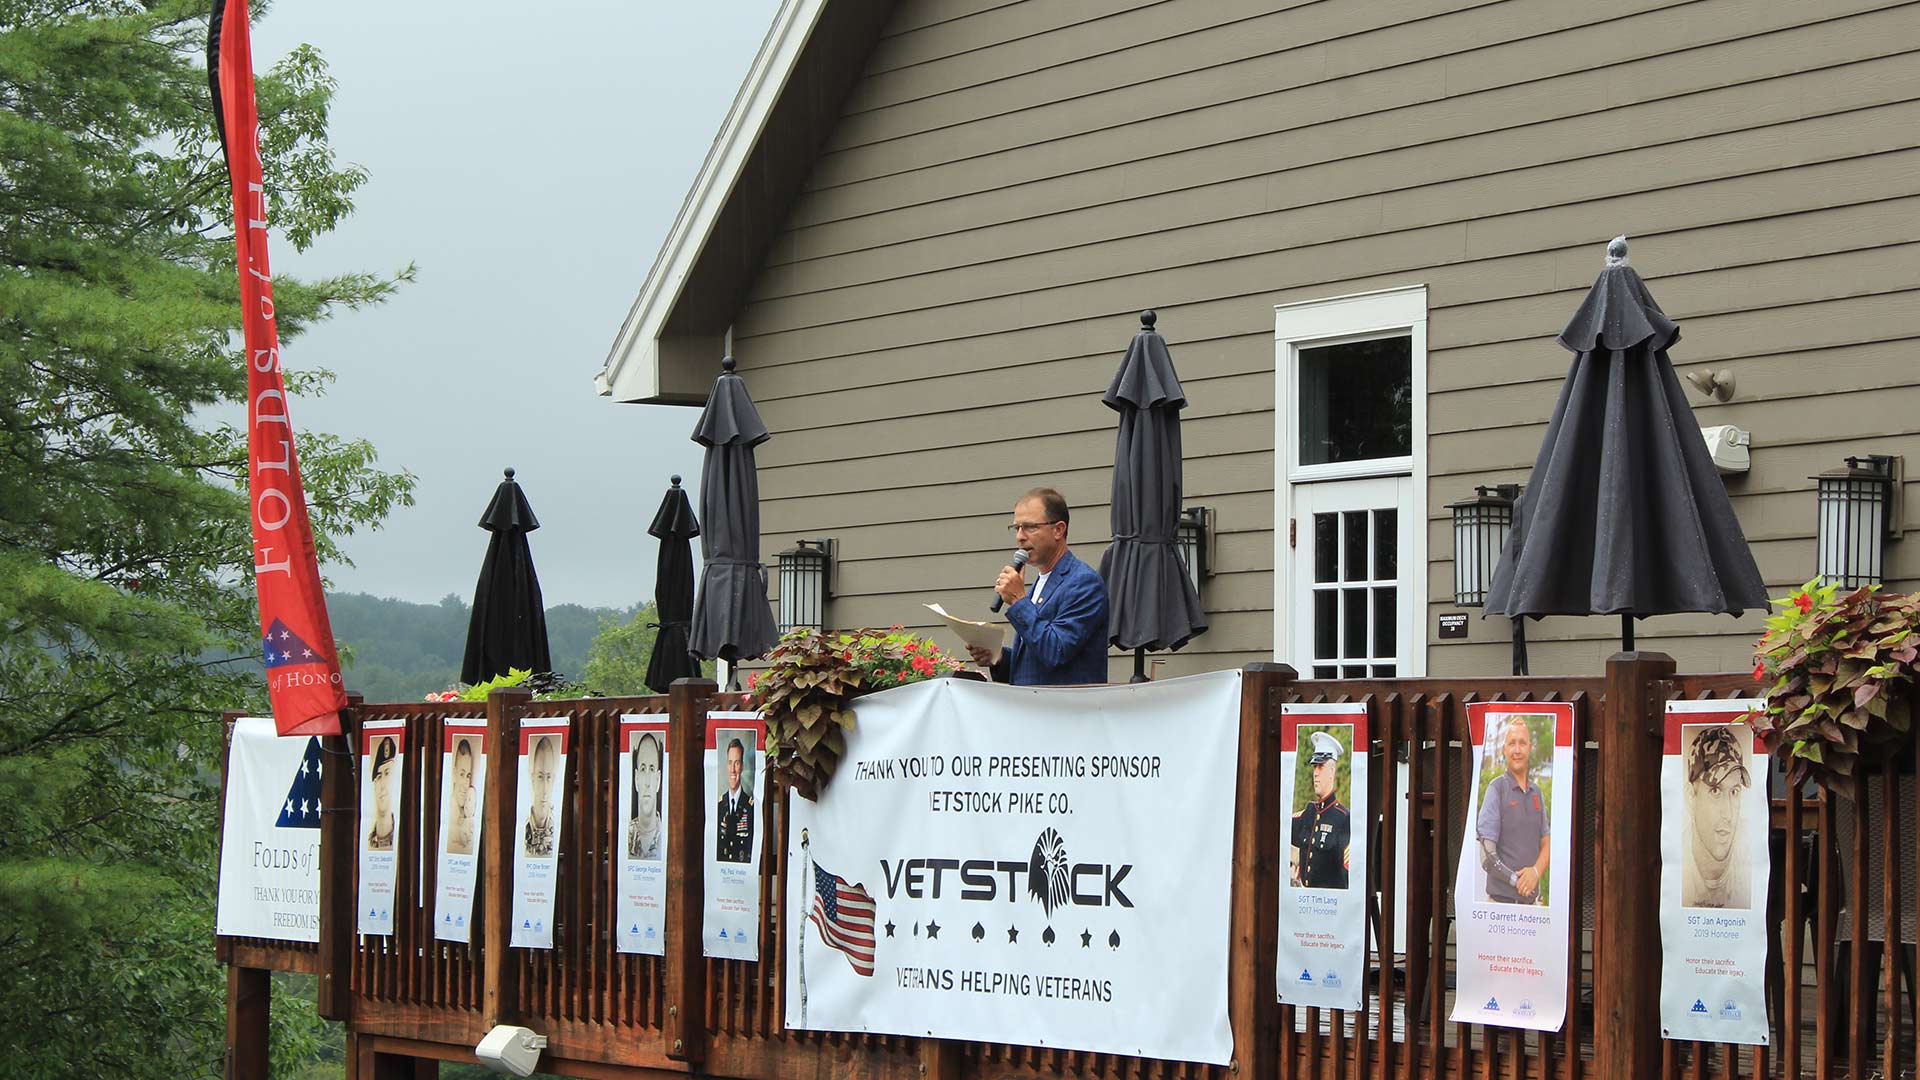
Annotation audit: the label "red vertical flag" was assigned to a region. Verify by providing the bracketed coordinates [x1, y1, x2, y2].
[210, 0, 345, 736]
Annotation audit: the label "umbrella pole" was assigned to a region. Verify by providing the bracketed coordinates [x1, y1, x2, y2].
[1131, 648, 1148, 683]
[1622, 614, 1635, 652]
[1511, 618, 1530, 677]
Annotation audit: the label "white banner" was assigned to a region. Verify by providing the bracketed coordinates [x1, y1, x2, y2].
[1451, 701, 1575, 1032]
[618, 714, 671, 955]
[1276, 702, 1369, 1010]
[705, 712, 765, 960]
[510, 716, 570, 949]
[216, 718, 322, 941]
[785, 671, 1243, 1065]
[357, 719, 407, 937]
[1660, 700, 1771, 1045]
[433, 719, 488, 943]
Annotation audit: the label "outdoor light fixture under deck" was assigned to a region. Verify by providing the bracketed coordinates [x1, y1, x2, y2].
[1448, 484, 1519, 608]
[1813, 455, 1904, 590]
[776, 539, 833, 633]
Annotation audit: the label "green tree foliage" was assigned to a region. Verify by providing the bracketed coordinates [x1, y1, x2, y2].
[0, 1, 413, 1075]
[326, 593, 639, 702]
[576, 604, 662, 696]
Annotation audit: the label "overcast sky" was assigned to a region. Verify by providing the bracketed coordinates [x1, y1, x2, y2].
[250, 2, 782, 608]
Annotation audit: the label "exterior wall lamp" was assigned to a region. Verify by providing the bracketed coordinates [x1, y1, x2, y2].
[1814, 455, 1903, 589]
[1447, 484, 1520, 607]
[1176, 506, 1215, 595]
[776, 538, 833, 633]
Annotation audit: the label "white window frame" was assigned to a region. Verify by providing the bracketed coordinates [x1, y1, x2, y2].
[1274, 285, 1429, 675]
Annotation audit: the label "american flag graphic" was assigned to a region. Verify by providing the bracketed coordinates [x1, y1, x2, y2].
[809, 863, 876, 976]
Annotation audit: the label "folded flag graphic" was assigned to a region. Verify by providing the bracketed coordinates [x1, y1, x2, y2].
[809, 864, 876, 976]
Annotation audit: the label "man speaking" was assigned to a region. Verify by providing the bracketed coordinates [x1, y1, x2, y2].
[967, 488, 1109, 685]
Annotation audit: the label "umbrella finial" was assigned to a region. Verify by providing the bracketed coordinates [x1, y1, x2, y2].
[1140, 309, 1157, 330]
[503, 467, 515, 480]
[1606, 235, 1629, 266]
[670, 474, 682, 487]
[721, 354, 737, 373]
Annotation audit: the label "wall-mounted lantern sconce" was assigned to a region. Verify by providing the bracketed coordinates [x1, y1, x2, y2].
[1814, 455, 1903, 589]
[1448, 484, 1521, 607]
[1176, 506, 1215, 595]
[776, 539, 834, 633]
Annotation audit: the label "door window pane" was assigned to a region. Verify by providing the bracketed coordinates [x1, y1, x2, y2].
[1343, 589, 1367, 658]
[1314, 666, 1337, 680]
[1314, 514, 1337, 583]
[1343, 511, 1368, 582]
[1374, 508, 1398, 580]
[1372, 664, 1397, 678]
[1373, 587, 1397, 658]
[1342, 665, 1368, 679]
[1314, 591, 1337, 659]
[1298, 336, 1413, 466]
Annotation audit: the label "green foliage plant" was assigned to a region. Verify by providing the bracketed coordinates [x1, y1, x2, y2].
[1748, 579, 1919, 798]
[751, 627, 964, 800]
[0, 2, 413, 1075]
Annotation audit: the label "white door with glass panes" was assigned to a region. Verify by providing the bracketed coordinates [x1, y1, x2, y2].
[1292, 478, 1415, 679]
[1274, 286, 1427, 678]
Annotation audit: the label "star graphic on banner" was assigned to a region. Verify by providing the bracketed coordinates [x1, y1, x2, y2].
[279, 630, 290, 640]
[883, 921, 895, 938]
[284, 799, 295, 817]
[1080, 928, 1093, 948]
[302, 648, 313, 658]
[299, 759, 309, 777]
[926, 920, 941, 940]
[299, 799, 309, 817]
[1007, 926, 1019, 943]
[280, 651, 292, 662]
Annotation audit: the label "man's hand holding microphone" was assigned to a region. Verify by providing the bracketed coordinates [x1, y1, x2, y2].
[967, 550, 1028, 666]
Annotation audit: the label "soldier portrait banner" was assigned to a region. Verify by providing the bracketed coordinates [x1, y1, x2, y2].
[433, 719, 488, 943]
[216, 718, 323, 942]
[1450, 701, 1576, 1032]
[617, 714, 670, 956]
[1659, 699, 1770, 1046]
[784, 671, 1242, 1065]
[357, 719, 407, 938]
[510, 716, 570, 949]
[704, 712, 765, 960]
[1275, 701, 1369, 1010]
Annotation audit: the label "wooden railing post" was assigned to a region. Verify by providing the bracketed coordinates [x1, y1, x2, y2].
[318, 693, 363, 1021]
[1229, 662, 1295, 1076]
[225, 963, 270, 1080]
[1595, 651, 1674, 1078]
[665, 677, 716, 1064]
[481, 687, 529, 1031]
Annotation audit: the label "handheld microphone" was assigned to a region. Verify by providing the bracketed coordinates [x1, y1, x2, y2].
[989, 550, 1030, 613]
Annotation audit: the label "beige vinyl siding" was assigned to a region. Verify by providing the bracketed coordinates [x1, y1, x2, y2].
[712, 0, 1920, 679]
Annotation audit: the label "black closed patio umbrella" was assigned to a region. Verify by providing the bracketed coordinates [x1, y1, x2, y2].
[688, 356, 779, 673]
[1100, 310, 1208, 681]
[1484, 237, 1765, 650]
[644, 474, 701, 693]
[461, 468, 552, 684]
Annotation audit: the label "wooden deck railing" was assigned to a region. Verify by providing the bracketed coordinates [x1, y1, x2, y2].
[217, 656, 1918, 1079]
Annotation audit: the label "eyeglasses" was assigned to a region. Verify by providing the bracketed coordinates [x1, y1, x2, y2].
[1007, 521, 1062, 535]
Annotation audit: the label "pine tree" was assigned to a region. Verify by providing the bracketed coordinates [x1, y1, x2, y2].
[0, 1, 413, 1074]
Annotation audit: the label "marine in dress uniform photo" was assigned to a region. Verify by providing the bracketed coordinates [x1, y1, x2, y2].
[715, 736, 754, 863]
[1290, 729, 1352, 890]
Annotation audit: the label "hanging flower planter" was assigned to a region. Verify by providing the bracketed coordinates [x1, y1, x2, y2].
[751, 627, 966, 800]
[1748, 579, 1919, 799]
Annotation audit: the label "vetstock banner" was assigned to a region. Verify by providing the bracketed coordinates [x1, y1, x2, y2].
[1659, 699, 1771, 1046]
[433, 719, 488, 943]
[618, 714, 670, 956]
[1276, 701, 1369, 1011]
[510, 716, 571, 949]
[784, 671, 1242, 1065]
[209, 0, 346, 737]
[216, 718, 322, 941]
[705, 712, 766, 960]
[357, 719, 407, 937]
[1450, 701, 1576, 1032]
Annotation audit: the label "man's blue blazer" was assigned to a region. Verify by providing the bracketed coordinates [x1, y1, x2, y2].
[991, 548, 1110, 686]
